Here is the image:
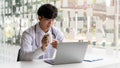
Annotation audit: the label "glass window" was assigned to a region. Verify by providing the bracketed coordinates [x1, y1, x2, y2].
[0, 0, 120, 63]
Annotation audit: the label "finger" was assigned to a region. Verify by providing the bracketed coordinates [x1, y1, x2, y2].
[44, 35, 50, 40]
[52, 42, 57, 46]
[53, 40, 59, 44]
[43, 38, 50, 44]
[44, 34, 50, 37]
[52, 44, 58, 48]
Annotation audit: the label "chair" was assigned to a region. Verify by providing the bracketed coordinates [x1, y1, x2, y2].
[17, 49, 21, 61]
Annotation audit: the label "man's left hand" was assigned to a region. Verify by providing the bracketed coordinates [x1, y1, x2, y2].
[51, 40, 59, 49]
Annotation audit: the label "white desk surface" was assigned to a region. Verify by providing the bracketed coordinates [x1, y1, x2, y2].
[0, 48, 120, 68]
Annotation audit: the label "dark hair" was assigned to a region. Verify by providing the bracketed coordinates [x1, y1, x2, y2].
[37, 4, 58, 19]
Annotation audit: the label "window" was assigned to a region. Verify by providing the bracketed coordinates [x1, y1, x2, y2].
[0, 0, 119, 62]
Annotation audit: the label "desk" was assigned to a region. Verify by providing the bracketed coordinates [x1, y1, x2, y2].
[0, 57, 119, 68]
[0, 48, 120, 68]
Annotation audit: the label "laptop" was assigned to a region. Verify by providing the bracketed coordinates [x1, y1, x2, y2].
[44, 42, 88, 65]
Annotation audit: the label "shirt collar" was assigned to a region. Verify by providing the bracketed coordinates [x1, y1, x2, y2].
[35, 22, 52, 36]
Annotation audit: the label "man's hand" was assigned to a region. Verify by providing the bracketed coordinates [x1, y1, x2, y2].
[41, 34, 50, 51]
[51, 40, 59, 49]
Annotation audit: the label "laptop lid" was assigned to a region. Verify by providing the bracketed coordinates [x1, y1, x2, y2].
[45, 42, 88, 65]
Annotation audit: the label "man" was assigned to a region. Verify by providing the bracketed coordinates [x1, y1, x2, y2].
[19, 4, 64, 61]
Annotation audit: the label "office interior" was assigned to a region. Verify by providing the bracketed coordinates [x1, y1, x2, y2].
[0, 0, 120, 63]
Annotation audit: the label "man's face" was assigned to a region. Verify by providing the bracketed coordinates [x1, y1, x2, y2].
[38, 16, 55, 32]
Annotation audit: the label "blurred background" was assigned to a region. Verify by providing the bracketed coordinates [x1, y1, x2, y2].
[0, 0, 120, 63]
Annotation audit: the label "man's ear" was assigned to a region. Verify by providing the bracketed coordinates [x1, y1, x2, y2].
[38, 16, 42, 20]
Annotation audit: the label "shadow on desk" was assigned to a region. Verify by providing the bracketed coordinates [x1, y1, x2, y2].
[20, 61, 90, 68]
[45, 63, 89, 68]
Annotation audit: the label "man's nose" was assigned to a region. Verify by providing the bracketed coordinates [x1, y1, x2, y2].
[48, 20, 53, 24]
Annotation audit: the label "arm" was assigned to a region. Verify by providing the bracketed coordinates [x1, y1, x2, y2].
[52, 26, 65, 42]
[20, 31, 44, 61]
[50, 27, 65, 49]
[46, 28, 65, 58]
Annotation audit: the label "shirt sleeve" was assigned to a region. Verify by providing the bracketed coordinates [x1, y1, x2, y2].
[20, 31, 44, 61]
[44, 28, 65, 58]
[56, 28, 65, 42]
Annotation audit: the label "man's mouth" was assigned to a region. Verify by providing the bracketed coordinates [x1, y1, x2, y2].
[47, 25, 50, 28]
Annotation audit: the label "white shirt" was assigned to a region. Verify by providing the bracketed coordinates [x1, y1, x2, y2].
[20, 23, 64, 61]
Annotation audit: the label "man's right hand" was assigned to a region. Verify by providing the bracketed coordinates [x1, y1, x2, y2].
[41, 34, 50, 51]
